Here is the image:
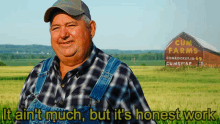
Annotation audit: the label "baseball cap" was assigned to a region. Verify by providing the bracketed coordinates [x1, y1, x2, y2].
[44, 0, 91, 22]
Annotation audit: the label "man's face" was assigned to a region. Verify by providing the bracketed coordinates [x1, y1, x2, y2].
[50, 12, 95, 63]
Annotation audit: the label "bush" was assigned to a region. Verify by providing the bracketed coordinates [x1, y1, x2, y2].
[0, 61, 6, 66]
[141, 63, 146, 66]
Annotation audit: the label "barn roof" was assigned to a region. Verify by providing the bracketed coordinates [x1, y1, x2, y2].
[165, 32, 219, 52]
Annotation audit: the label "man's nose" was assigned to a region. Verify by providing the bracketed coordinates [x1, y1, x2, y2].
[60, 27, 69, 39]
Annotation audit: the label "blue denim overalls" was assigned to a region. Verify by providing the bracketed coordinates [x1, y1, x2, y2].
[22, 56, 121, 124]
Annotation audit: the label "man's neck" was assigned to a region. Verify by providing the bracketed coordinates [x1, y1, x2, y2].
[59, 57, 88, 79]
[58, 44, 93, 79]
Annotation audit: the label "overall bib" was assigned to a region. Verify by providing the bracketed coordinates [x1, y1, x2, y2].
[22, 56, 121, 124]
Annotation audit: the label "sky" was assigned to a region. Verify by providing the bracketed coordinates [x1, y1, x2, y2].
[0, 0, 220, 51]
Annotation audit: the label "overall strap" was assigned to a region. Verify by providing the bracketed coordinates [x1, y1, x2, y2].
[34, 56, 54, 96]
[89, 57, 121, 102]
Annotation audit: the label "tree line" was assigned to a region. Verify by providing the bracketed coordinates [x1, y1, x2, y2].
[0, 52, 164, 60]
[0, 45, 164, 55]
[111, 52, 164, 60]
[0, 53, 52, 60]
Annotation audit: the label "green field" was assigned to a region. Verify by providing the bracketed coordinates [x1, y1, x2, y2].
[1, 59, 165, 66]
[1, 59, 43, 66]
[122, 60, 165, 66]
[0, 66, 220, 123]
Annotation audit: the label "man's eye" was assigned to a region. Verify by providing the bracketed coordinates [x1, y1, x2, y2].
[68, 24, 76, 27]
[51, 27, 59, 31]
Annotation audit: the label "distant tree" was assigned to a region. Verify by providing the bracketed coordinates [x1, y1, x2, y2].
[30, 55, 35, 59]
[0, 62, 6, 66]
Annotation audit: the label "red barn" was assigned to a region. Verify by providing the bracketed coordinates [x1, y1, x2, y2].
[165, 32, 220, 67]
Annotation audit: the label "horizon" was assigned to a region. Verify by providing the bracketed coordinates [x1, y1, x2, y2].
[0, 44, 165, 51]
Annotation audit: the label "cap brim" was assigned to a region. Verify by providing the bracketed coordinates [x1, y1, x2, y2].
[44, 6, 84, 22]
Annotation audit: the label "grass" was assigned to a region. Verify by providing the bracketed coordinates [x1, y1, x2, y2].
[131, 66, 220, 83]
[0, 65, 220, 124]
[0, 66, 33, 80]
[0, 66, 33, 73]
[0, 80, 24, 124]
[131, 66, 220, 123]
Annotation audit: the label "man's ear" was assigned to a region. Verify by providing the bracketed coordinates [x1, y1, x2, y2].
[89, 20, 96, 39]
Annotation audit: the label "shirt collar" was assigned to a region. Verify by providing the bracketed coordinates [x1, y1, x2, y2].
[52, 43, 97, 77]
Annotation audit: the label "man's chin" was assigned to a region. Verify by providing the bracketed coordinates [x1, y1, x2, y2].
[55, 50, 77, 58]
[61, 53, 77, 58]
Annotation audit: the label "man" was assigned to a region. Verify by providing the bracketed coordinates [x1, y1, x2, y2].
[15, 0, 156, 123]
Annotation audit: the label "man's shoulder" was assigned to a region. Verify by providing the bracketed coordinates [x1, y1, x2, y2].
[96, 48, 133, 78]
[21, 58, 46, 87]
[29, 58, 47, 75]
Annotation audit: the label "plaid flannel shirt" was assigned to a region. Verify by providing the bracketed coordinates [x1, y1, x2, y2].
[15, 44, 156, 124]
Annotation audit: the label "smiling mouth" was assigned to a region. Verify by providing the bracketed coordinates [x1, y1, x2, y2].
[60, 41, 72, 44]
[59, 41, 74, 47]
